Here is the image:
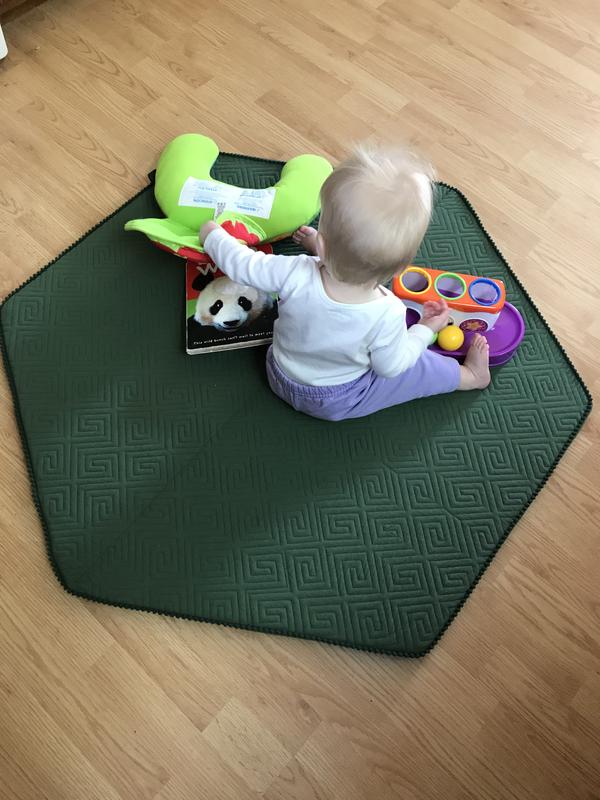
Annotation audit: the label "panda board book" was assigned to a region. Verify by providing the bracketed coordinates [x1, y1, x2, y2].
[185, 259, 278, 355]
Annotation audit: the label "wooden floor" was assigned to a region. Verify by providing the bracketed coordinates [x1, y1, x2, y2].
[1, 1, 599, 798]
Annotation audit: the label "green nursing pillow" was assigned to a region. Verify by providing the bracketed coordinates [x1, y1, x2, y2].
[125, 133, 333, 260]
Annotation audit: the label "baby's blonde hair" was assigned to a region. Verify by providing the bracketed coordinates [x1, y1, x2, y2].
[318, 145, 435, 286]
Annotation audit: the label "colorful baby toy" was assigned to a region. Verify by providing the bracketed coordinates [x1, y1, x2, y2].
[393, 266, 525, 365]
[125, 133, 333, 264]
[125, 134, 333, 342]
[393, 267, 506, 333]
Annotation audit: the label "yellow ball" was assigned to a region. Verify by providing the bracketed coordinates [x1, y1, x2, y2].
[437, 324, 465, 351]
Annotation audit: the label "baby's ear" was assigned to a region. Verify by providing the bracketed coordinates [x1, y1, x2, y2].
[192, 271, 215, 292]
[412, 171, 433, 213]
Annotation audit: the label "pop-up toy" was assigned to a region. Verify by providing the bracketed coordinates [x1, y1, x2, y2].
[393, 266, 525, 366]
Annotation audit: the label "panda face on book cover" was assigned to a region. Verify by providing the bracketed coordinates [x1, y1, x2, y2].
[191, 271, 274, 331]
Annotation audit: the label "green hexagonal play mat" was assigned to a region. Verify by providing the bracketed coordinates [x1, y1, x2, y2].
[0, 151, 592, 656]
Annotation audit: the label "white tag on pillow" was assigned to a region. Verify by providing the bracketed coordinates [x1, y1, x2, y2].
[178, 178, 275, 219]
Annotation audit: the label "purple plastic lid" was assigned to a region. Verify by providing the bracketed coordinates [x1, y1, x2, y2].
[407, 302, 526, 367]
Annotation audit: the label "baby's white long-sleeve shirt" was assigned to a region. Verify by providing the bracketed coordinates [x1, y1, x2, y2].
[204, 227, 434, 386]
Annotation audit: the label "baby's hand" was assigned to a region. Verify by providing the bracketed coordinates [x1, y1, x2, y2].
[199, 221, 219, 245]
[421, 299, 450, 333]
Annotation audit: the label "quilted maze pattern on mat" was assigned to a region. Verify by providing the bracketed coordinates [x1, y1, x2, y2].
[0, 154, 591, 656]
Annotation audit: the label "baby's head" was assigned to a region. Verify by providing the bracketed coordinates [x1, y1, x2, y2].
[316, 145, 435, 286]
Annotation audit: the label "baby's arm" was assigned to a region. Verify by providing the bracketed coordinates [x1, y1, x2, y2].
[370, 320, 433, 377]
[370, 303, 448, 378]
[200, 222, 303, 294]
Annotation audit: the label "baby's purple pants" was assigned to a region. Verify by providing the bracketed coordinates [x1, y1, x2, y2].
[266, 346, 461, 421]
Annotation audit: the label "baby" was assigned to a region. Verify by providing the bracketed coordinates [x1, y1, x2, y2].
[199, 145, 490, 421]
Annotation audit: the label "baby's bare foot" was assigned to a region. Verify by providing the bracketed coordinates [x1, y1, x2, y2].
[292, 225, 319, 256]
[459, 334, 491, 390]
